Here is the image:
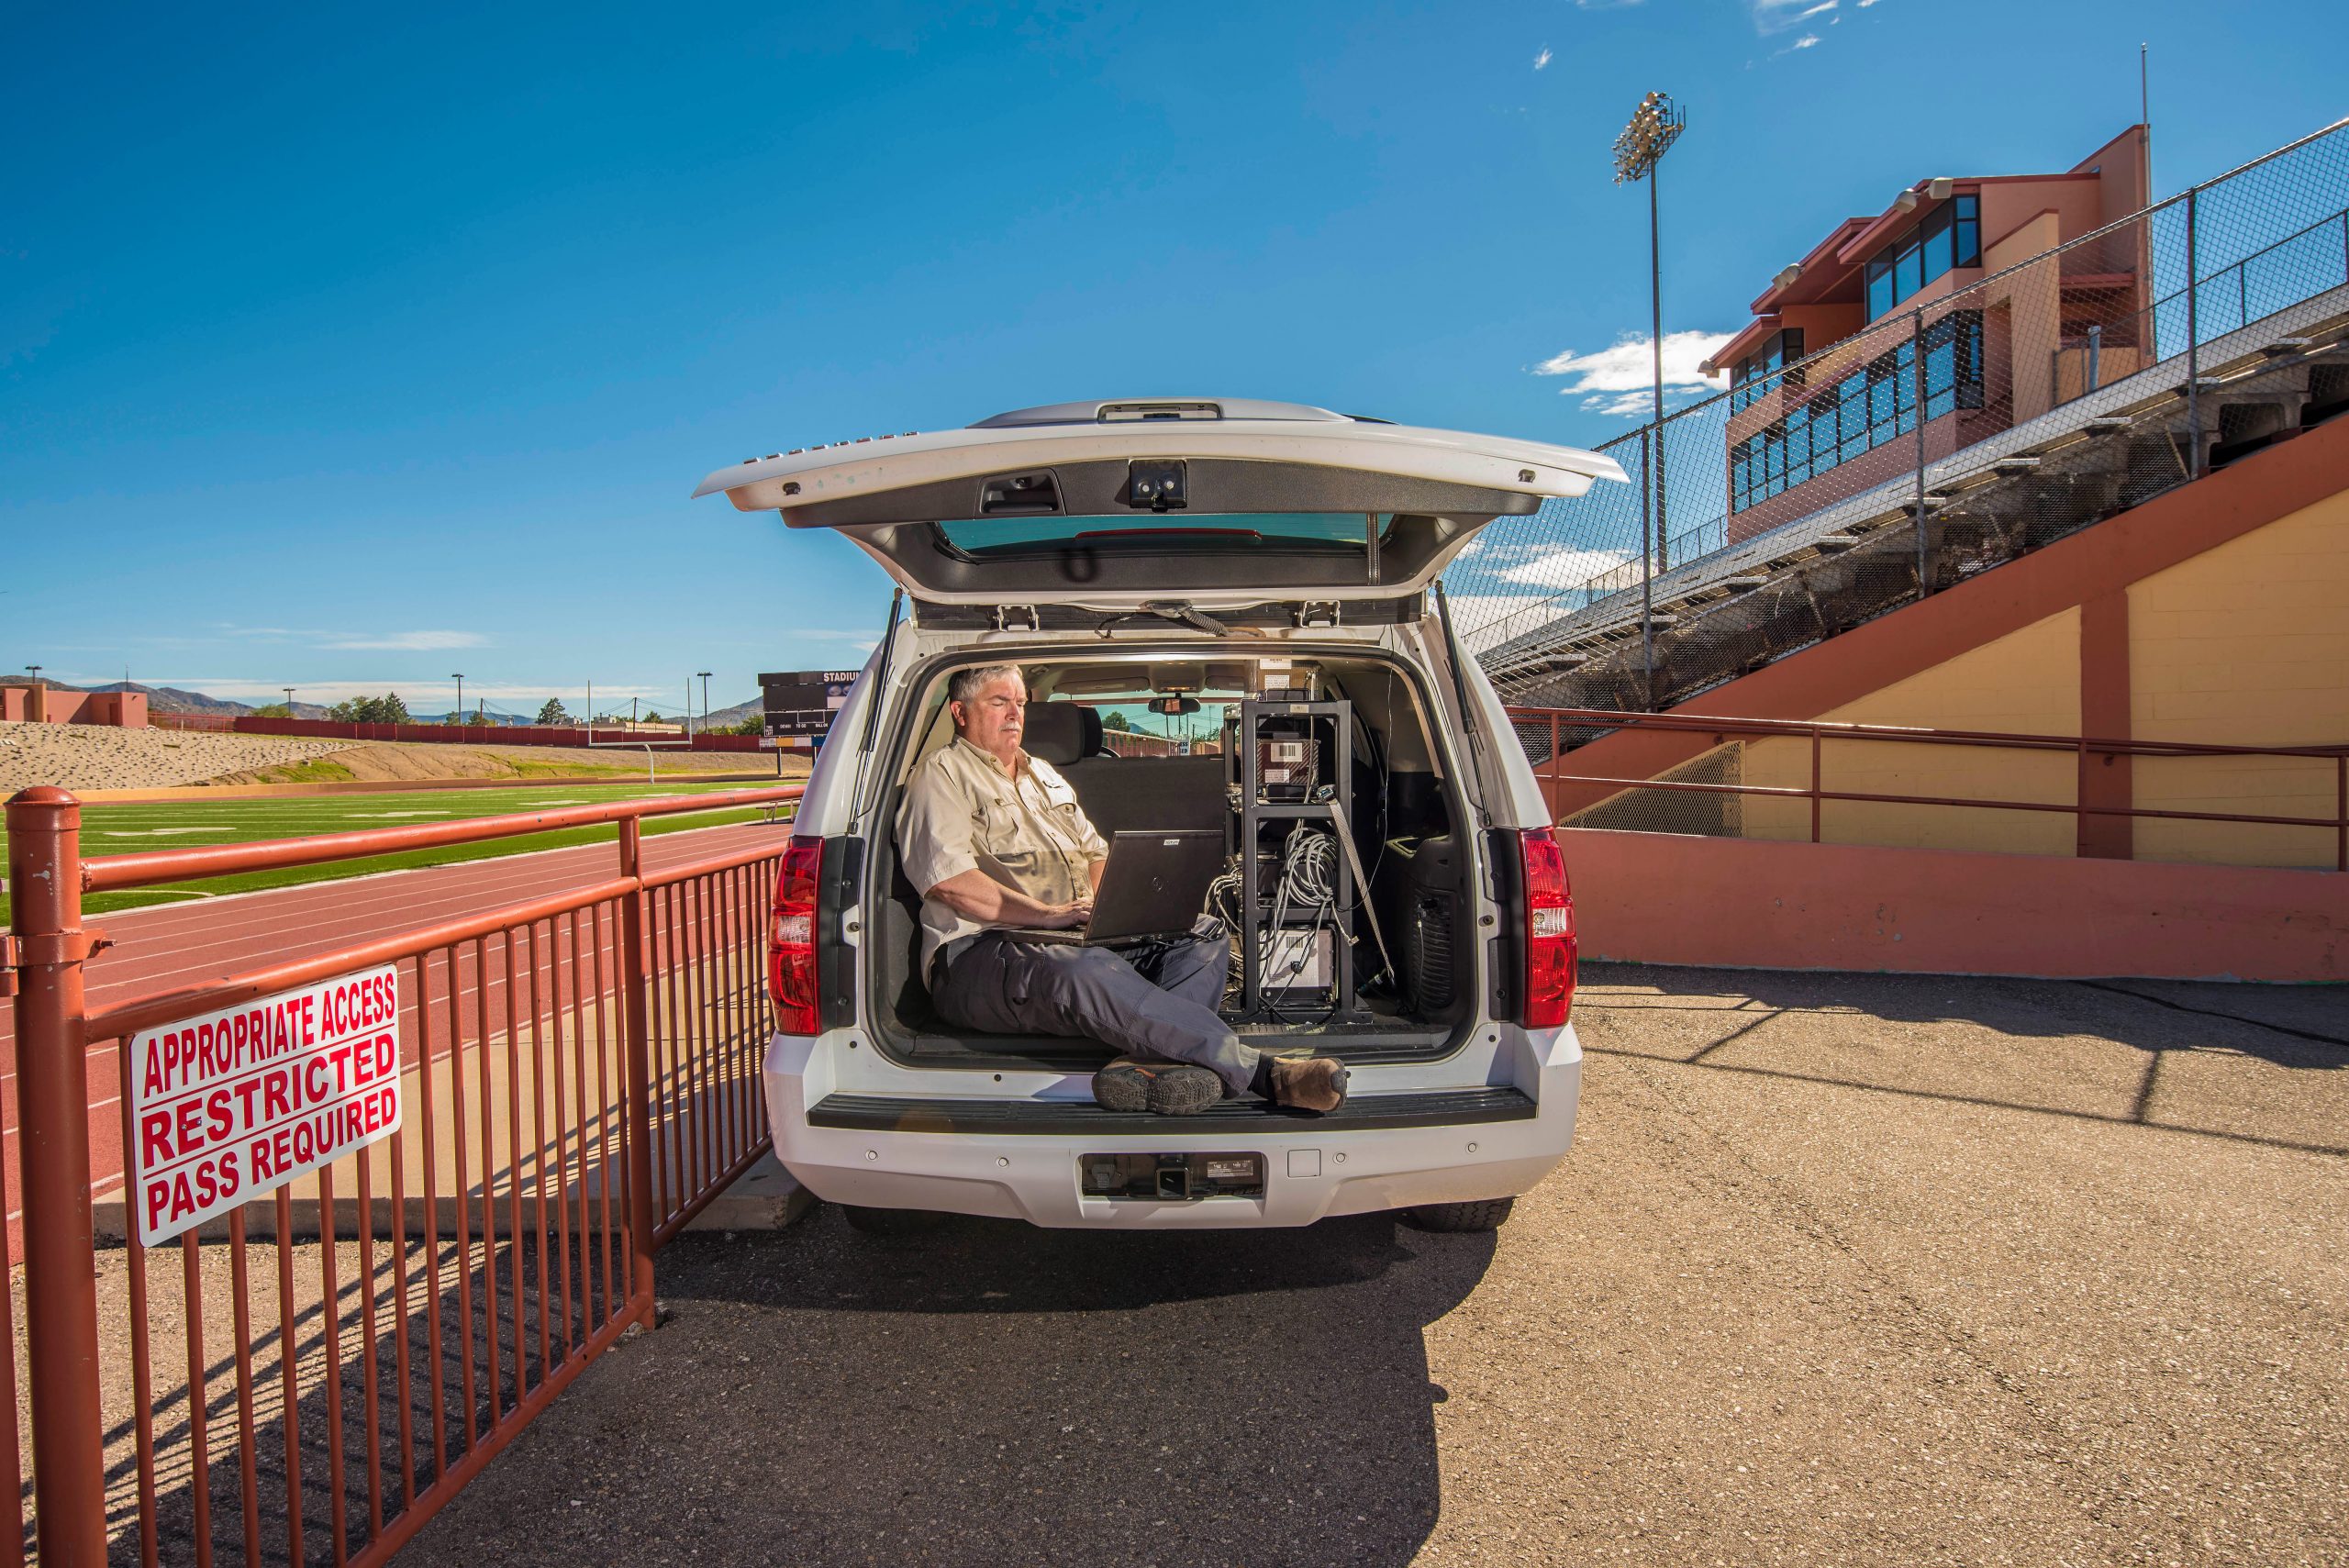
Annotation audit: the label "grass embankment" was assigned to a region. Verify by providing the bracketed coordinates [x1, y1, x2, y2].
[0, 780, 796, 920]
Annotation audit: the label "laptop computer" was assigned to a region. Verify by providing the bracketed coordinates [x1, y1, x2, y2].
[1010, 829, 1225, 946]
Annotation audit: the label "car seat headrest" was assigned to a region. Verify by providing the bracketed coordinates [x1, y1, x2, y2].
[1022, 701, 1091, 764]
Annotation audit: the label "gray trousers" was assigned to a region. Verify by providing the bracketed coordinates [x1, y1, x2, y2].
[930, 926, 1260, 1095]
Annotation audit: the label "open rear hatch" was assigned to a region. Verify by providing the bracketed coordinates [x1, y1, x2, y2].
[694, 397, 1624, 612]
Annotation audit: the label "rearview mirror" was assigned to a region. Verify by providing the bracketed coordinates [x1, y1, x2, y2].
[1149, 696, 1201, 716]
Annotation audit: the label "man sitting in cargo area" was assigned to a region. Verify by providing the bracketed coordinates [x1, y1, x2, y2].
[897, 662, 1350, 1116]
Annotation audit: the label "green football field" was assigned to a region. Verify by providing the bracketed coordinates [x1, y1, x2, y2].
[0, 780, 798, 920]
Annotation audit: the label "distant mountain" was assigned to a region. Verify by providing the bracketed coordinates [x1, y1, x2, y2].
[64, 680, 253, 717]
[700, 698, 762, 729]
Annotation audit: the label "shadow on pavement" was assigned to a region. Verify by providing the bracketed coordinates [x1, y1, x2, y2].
[1577, 961, 2349, 1156]
[408, 1207, 1497, 1567]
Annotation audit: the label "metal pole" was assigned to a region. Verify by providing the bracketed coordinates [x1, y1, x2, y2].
[1650, 164, 1669, 574]
[6, 786, 110, 1563]
[616, 816, 659, 1318]
[1639, 426, 1656, 710]
[1913, 308, 1931, 595]
[1810, 727, 1822, 843]
[2186, 185, 2201, 478]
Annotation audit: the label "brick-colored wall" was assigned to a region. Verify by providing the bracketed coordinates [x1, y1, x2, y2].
[1550, 416, 2349, 872]
[2128, 485, 2349, 866]
[1738, 608, 2082, 854]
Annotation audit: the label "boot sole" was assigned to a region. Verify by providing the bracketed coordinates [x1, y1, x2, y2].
[1092, 1061, 1223, 1116]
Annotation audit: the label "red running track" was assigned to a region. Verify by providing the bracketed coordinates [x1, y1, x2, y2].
[1, 818, 791, 1229]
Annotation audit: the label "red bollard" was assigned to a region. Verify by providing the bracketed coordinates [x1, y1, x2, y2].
[6, 786, 110, 1563]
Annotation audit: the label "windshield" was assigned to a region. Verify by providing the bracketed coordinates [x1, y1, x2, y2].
[935, 512, 1395, 556]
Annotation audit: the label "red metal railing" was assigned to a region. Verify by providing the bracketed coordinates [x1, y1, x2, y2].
[1509, 706, 2349, 871]
[6, 782, 800, 1564]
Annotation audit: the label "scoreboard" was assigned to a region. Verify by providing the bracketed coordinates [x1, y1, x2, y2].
[759, 670, 858, 746]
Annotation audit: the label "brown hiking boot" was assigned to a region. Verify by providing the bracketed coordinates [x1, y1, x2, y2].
[1264, 1054, 1349, 1114]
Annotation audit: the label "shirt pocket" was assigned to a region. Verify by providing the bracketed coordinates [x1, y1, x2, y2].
[973, 800, 1046, 889]
[1035, 776, 1092, 846]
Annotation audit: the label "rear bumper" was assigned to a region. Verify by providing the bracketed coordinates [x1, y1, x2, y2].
[762, 1026, 1581, 1229]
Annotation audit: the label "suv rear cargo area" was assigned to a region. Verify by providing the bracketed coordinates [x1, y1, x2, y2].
[858, 647, 1482, 1071]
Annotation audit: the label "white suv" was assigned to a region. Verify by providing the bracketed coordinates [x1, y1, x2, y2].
[696, 397, 1622, 1232]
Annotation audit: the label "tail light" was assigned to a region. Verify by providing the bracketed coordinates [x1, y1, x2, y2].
[768, 836, 824, 1035]
[1517, 827, 1577, 1029]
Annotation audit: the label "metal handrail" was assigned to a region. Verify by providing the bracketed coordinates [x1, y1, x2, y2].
[1509, 706, 2349, 870]
[83, 784, 802, 892]
[5, 782, 804, 1562]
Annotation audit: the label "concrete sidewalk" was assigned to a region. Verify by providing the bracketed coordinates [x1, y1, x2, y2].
[405, 965, 2349, 1567]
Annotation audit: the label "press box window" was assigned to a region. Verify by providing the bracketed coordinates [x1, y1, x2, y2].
[1865, 195, 1981, 319]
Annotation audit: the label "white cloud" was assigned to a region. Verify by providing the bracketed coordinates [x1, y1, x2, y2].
[1784, 32, 1822, 50]
[318, 630, 489, 651]
[1532, 329, 1734, 417]
[1749, 0, 1830, 30]
[1796, 0, 1837, 17]
[1859, 0, 1881, 6]
[1496, 549, 1635, 588]
[1533, 46, 1553, 71]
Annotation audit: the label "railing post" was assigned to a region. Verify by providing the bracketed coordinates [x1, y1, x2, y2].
[1549, 713, 1562, 821]
[6, 787, 110, 1564]
[1810, 728, 1822, 844]
[2185, 185, 2201, 479]
[615, 816, 659, 1318]
[2336, 755, 2345, 874]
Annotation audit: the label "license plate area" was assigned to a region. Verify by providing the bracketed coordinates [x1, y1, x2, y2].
[1080, 1151, 1265, 1200]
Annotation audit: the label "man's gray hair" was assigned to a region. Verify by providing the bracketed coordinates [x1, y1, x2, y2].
[947, 663, 1026, 706]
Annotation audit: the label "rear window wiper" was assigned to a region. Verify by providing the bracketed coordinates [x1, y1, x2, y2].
[1094, 600, 1232, 639]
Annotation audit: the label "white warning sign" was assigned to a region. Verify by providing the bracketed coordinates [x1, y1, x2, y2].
[127, 965, 404, 1247]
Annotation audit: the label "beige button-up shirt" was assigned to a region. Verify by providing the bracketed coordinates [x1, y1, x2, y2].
[896, 736, 1109, 978]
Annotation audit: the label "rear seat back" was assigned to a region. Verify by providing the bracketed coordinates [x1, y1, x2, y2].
[1024, 701, 1227, 837]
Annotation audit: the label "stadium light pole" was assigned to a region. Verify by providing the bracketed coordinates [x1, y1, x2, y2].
[283, 687, 295, 713]
[696, 671, 713, 737]
[451, 673, 464, 726]
[25, 664, 42, 684]
[1614, 90, 1685, 580]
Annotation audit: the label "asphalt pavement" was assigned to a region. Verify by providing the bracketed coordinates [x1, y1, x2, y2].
[405, 964, 2349, 1567]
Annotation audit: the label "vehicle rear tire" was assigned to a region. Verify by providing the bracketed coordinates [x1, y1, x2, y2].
[840, 1204, 950, 1237]
[1401, 1197, 1515, 1233]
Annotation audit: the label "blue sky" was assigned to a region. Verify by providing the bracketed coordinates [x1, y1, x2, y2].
[6, 0, 2343, 714]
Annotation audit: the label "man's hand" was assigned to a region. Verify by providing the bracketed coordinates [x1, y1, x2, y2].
[1040, 899, 1094, 929]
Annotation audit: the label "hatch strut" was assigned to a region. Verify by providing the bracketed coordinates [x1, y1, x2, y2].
[849, 588, 904, 828]
[1431, 580, 1494, 828]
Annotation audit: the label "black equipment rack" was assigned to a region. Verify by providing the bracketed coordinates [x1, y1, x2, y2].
[1233, 698, 1365, 1021]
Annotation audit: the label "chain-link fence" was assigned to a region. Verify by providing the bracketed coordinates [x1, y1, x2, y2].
[1451, 117, 2349, 715]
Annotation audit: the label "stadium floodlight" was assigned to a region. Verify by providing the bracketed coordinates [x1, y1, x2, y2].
[283, 687, 295, 711]
[451, 673, 464, 725]
[25, 664, 42, 684]
[1613, 90, 1685, 585]
[696, 671, 713, 736]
